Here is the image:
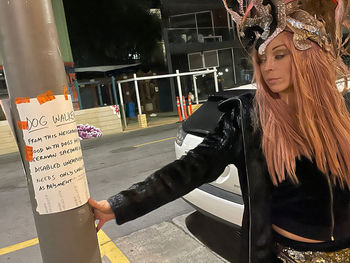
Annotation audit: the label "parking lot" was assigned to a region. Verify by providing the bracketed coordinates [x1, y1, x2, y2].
[0, 123, 240, 263]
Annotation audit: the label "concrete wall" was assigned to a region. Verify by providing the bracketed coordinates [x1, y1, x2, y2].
[75, 106, 123, 136]
[0, 106, 123, 155]
[0, 120, 19, 155]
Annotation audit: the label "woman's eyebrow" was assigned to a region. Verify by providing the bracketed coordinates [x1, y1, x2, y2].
[272, 44, 287, 51]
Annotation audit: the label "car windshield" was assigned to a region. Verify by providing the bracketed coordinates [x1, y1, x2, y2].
[182, 88, 255, 136]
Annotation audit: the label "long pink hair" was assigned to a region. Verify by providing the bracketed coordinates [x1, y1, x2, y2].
[253, 31, 350, 188]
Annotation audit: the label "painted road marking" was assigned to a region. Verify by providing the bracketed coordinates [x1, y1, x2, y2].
[0, 138, 175, 260]
[133, 137, 176, 148]
[0, 230, 129, 263]
[97, 229, 129, 263]
[0, 238, 38, 256]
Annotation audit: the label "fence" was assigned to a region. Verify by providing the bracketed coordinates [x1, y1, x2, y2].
[70, 68, 219, 129]
[116, 68, 219, 128]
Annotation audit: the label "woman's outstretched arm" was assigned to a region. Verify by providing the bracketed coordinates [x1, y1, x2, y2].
[90, 109, 242, 229]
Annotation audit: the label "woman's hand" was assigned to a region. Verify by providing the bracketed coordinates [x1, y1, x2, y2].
[88, 198, 115, 231]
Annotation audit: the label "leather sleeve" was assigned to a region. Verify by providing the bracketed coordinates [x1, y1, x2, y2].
[107, 110, 242, 225]
[220, 95, 274, 263]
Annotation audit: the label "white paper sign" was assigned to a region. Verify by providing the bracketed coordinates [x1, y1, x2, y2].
[16, 95, 89, 214]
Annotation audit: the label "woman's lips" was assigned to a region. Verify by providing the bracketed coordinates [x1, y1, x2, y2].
[267, 78, 280, 84]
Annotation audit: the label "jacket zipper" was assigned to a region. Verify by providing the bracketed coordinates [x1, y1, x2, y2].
[236, 99, 252, 263]
[325, 174, 335, 241]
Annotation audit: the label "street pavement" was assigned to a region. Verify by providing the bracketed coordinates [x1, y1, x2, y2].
[0, 123, 237, 262]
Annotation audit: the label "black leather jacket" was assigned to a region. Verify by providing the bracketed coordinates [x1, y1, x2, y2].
[108, 92, 350, 263]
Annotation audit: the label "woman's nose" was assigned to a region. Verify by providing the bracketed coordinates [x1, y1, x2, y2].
[262, 57, 274, 71]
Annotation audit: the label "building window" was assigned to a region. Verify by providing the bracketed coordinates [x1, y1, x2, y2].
[168, 10, 232, 44]
[217, 48, 236, 90]
[188, 50, 219, 71]
[188, 52, 204, 70]
[187, 48, 253, 89]
[203, 50, 219, 68]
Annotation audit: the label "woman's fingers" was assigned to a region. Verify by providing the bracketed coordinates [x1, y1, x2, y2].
[88, 198, 100, 209]
[96, 219, 105, 232]
[89, 197, 115, 232]
[89, 198, 111, 212]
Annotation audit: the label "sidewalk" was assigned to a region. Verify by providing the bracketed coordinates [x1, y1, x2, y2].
[111, 212, 230, 263]
[123, 112, 180, 132]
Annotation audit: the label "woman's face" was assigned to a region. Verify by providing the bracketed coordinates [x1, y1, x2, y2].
[258, 34, 293, 101]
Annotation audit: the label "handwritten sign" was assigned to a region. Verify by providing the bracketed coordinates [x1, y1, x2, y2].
[16, 95, 89, 214]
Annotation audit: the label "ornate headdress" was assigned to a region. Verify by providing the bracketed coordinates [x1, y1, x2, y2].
[222, 0, 350, 55]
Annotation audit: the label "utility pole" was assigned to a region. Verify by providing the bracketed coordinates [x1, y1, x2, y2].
[0, 1, 101, 262]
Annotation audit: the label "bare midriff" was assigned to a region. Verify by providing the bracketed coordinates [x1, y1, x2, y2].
[272, 224, 325, 243]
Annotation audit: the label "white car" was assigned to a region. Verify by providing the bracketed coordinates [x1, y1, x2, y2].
[175, 84, 256, 227]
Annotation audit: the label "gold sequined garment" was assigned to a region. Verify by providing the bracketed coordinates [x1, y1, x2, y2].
[276, 243, 350, 263]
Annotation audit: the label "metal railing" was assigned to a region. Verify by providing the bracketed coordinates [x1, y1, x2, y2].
[116, 68, 219, 127]
[71, 68, 219, 128]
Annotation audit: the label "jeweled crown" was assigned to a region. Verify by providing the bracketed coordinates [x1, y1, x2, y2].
[222, 0, 349, 55]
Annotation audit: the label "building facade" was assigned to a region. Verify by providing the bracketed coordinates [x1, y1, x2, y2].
[160, 0, 254, 102]
[0, 0, 255, 120]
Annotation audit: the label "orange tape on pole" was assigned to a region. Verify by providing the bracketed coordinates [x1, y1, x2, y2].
[25, 146, 33, 162]
[63, 86, 69, 100]
[37, 90, 55, 104]
[182, 96, 188, 120]
[176, 96, 182, 122]
[17, 121, 28, 130]
[14, 97, 30, 104]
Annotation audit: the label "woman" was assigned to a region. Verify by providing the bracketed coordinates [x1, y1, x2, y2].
[89, 0, 350, 262]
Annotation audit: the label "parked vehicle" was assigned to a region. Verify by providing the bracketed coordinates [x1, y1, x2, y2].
[175, 84, 256, 227]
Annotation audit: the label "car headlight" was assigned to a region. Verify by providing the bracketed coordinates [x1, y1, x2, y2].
[175, 124, 187, 146]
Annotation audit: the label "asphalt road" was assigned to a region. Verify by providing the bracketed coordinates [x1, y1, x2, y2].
[80, 123, 195, 239]
[0, 123, 240, 262]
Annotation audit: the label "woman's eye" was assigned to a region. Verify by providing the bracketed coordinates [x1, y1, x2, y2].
[258, 58, 266, 64]
[275, 54, 285, 60]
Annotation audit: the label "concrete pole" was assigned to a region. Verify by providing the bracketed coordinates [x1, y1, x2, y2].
[176, 70, 185, 120]
[0, 1, 101, 263]
[74, 78, 83, 109]
[214, 67, 219, 92]
[97, 84, 103, 106]
[161, 22, 177, 112]
[133, 73, 142, 115]
[192, 75, 199, 105]
[117, 82, 127, 128]
[232, 49, 237, 84]
[111, 76, 119, 105]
